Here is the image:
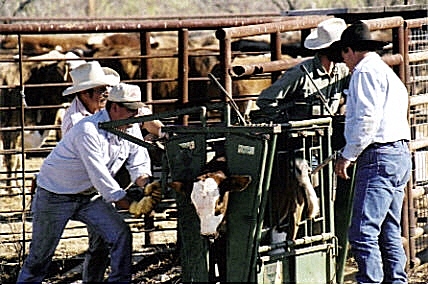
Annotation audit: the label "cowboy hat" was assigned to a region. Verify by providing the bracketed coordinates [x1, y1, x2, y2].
[304, 18, 347, 50]
[331, 20, 389, 51]
[62, 61, 120, 96]
[108, 83, 144, 110]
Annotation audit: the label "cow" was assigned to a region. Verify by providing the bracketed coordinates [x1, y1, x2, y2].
[270, 157, 320, 244]
[0, 50, 74, 188]
[91, 40, 219, 115]
[168, 152, 319, 283]
[168, 154, 319, 241]
[1, 35, 90, 56]
[169, 155, 252, 238]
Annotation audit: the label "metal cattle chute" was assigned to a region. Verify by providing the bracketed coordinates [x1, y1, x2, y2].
[100, 103, 339, 283]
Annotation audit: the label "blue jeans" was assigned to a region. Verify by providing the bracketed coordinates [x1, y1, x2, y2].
[349, 140, 410, 283]
[17, 187, 132, 283]
[83, 225, 110, 283]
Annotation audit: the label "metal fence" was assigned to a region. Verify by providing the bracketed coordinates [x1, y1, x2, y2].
[407, 18, 428, 268]
[0, 8, 427, 282]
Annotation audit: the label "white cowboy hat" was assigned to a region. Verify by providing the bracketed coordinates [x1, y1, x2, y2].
[108, 83, 145, 110]
[304, 18, 347, 50]
[62, 61, 120, 96]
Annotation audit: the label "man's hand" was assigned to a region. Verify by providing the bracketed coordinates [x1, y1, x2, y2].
[128, 181, 162, 217]
[135, 175, 151, 189]
[334, 156, 352, 180]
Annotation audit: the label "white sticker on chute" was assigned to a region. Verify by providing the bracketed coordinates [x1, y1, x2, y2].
[237, 144, 255, 155]
[178, 141, 195, 150]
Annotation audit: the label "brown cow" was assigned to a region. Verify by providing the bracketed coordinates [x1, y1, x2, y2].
[92, 42, 219, 114]
[1, 35, 90, 56]
[270, 157, 319, 242]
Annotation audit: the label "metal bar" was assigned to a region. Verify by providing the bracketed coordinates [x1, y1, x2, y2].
[140, 30, 152, 109]
[178, 29, 189, 125]
[364, 16, 404, 31]
[99, 102, 225, 128]
[215, 16, 332, 40]
[230, 54, 401, 78]
[0, 17, 285, 34]
[0, 14, 284, 24]
[208, 73, 246, 125]
[231, 57, 310, 77]
[300, 65, 335, 116]
[270, 31, 282, 82]
[258, 232, 336, 253]
[405, 17, 428, 29]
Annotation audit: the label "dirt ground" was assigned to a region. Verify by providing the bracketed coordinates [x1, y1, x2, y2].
[1, 210, 428, 284]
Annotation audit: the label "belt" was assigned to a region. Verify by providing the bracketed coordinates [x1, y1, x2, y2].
[367, 139, 407, 149]
[39, 186, 97, 197]
[79, 186, 97, 196]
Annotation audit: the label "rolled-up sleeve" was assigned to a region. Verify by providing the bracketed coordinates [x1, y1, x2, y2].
[125, 125, 152, 183]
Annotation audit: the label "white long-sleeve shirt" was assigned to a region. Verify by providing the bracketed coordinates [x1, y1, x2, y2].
[61, 97, 92, 135]
[38, 109, 151, 202]
[342, 52, 410, 161]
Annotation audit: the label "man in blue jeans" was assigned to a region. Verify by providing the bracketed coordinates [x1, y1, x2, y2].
[17, 83, 157, 283]
[333, 21, 411, 283]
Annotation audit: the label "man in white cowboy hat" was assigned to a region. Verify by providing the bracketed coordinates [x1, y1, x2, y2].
[62, 60, 164, 138]
[255, 17, 350, 122]
[334, 20, 411, 283]
[17, 83, 161, 283]
[61, 61, 121, 134]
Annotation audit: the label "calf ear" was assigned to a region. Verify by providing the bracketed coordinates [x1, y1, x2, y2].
[221, 175, 252, 192]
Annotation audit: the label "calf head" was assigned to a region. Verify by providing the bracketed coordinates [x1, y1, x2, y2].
[169, 156, 251, 238]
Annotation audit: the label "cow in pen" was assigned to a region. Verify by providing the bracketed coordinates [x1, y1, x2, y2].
[169, 153, 319, 241]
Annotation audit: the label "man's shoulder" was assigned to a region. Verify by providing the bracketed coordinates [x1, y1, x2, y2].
[72, 112, 103, 132]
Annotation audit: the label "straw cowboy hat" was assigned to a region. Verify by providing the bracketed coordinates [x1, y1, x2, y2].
[108, 83, 145, 110]
[62, 61, 120, 96]
[304, 18, 347, 50]
[331, 20, 389, 51]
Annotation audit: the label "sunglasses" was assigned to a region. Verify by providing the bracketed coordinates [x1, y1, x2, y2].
[92, 86, 109, 97]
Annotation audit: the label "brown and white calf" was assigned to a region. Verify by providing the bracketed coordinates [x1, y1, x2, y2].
[169, 155, 319, 241]
[169, 155, 252, 238]
[271, 157, 320, 241]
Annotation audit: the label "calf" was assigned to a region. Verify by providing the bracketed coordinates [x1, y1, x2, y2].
[170, 155, 319, 241]
[169, 155, 252, 238]
[271, 157, 320, 241]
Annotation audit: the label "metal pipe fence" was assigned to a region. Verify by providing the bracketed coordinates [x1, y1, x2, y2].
[0, 10, 427, 281]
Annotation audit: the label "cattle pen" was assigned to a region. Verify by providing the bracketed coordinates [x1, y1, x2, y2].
[0, 5, 428, 283]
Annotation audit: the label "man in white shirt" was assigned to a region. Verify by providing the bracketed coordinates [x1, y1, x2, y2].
[333, 21, 411, 283]
[17, 83, 156, 283]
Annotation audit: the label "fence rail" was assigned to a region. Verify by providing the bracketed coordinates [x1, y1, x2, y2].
[0, 9, 427, 282]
